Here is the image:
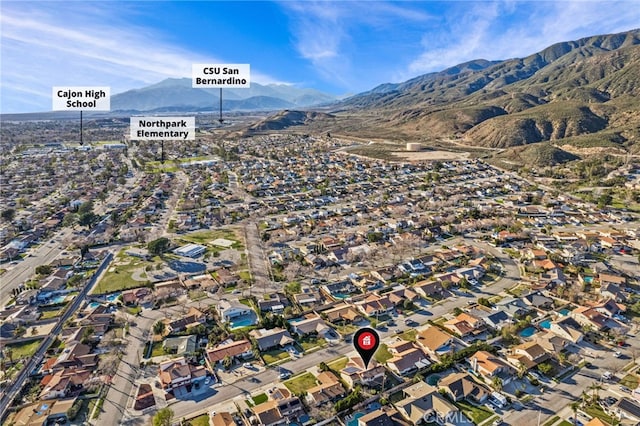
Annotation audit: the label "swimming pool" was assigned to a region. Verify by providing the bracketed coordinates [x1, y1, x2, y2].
[230, 316, 257, 329]
[584, 276, 594, 284]
[540, 319, 552, 329]
[48, 295, 67, 304]
[558, 308, 570, 316]
[86, 301, 101, 310]
[519, 326, 536, 338]
[105, 292, 121, 303]
[347, 413, 365, 426]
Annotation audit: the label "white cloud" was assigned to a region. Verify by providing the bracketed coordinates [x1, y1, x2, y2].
[403, 1, 640, 81]
[0, 2, 282, 113]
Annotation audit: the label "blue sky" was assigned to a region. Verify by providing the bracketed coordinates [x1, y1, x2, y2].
[1, 0, 639, 113]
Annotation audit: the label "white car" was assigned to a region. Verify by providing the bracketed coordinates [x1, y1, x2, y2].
[613, 351, 622, 358]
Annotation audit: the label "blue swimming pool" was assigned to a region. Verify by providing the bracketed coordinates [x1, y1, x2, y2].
[48, 295, 67, 304]
[584, 276, 594, 284]
[230, 317, 257, 329]
[86, 301, 101, 310]
[540, 319, 552, 329]
[348, 413, 365, 426]
[105, 292, 121, 303]
[519, 326, 536, 338]
[558, 308, 570, 316]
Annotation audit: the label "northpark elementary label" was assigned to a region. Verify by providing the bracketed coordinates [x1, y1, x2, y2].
[192, 64, 250, 88]
[130, 117, 195, 140]
[52, 87, 111, 111]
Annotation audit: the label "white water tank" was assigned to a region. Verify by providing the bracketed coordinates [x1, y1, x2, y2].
[406, 143, 422, 151]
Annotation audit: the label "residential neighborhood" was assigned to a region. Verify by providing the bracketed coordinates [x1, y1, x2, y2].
[1, 122, 639, 426]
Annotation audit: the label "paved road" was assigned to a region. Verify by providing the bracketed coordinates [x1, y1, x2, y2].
[156, 236, 521, 421]
[0, 253, 113, 421]
[0, 227, 75, 307]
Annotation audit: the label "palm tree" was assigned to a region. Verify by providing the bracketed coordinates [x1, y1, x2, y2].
[152, 320, 166, 336]
[570, 401, 580, 426]
[492, 376, 503, 392]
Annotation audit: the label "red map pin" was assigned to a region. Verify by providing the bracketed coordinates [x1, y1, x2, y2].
[354, 327, 380, 369]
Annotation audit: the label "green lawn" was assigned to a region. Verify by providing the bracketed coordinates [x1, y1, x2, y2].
[374, 344, 393, 364]
[558, 421, 573, 426]
[4, 339, 42, 359]
[620, 373, 639, 389]
[299, 336, 326, 352]
[180, 229, 242, 248]
[327, 356, 348, 371]
[456, 400, 493, 424]
[252, 393, 268, 405]
[187, 414, 210, 426]
[40, 307, 65, 320]
[92, 250, 149, 294]
[583, 404, 619, 425]
[400, 329, 417, 342]
[284, 372, 318, 396]
[542, 416, 559, 426]
[238, 270, 252, 282]
[150, 341, 167, 357]
[335, 324, 358, 335]
[262, 349, 290, 365]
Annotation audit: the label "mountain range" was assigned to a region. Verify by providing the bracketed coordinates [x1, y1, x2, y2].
[110, 78, 336, 112]
[252, 29, 640, 162]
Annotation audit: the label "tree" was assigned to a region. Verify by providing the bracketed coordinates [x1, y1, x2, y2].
[77, 201, 94, 215]
[1, 208, 15, 222]
[80, 245, 90, 260]
[79, 212, 98, 229]
[492, 376, 503, 391]
[152, 321, 166, 336]
[222, 355, 233, 370]
[35, 265, 53, 276]
[153, 408, 173, 426]
[537, 362, 553, 376]
[148, 237, 170, 255]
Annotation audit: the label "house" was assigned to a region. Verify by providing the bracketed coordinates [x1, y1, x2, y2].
[594, 298, 625, 318]
[340, 357, 386, 388]
[289, 313, 331, 337]
[414, 280, 447, 300]
[571, 306, 628, 333]
[121, 287, 153, 306]
[600, 283, 626, 303]
[218, 300, 253, 323]
[386, 286, 421, 307]
[357, 407, 407, 426]
[354, 294, 395, 317]
[507, 341, 550, 371]
[214, 269, 239, 288]
[306, 371, 346, 406]
[522, 292, 554, 310]
[611, 398, 640, 422]
[547, 317, 584, 344]
[162, 335, 198, 355]
[252, 392, 305, 426]
[444, 312, 485, 338]
[258, 293, 290, 314]
[166, 307, 206, 334]
[249, 328, 294, 351]
[494, 297, 529, 318]
[469, 351, 515, 385]
[416, 326, 454, 359]
[438, 372, 490, 403]
[324, 303, 362, 324]
[154, 280, 185, 298]
[484, 311, 511, 330]
[182, 274, 218, 292]
[395, 382, 460, 425]
[599, 273, 626, 287]
[387, 347, 431, 376]
[158, 357, 206, 392]
[12, 398, 77, 426]
[211, 412, 236, 426]
[205, 339, 253, 368]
